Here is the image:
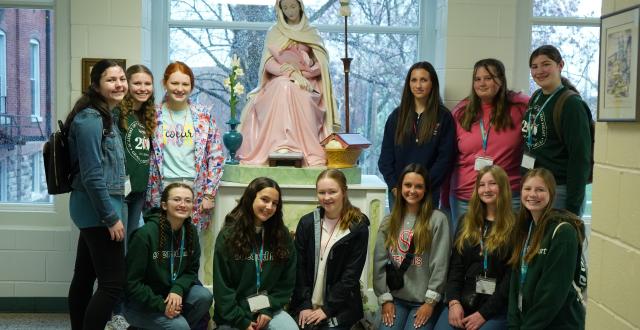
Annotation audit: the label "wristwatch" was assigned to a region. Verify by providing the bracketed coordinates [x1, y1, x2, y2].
[424, 297, 436, 306]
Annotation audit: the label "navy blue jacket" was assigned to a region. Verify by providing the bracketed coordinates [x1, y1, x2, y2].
[378, 105, 456, 192]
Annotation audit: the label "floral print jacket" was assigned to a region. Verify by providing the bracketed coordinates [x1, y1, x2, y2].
[145, 103, 224, 230]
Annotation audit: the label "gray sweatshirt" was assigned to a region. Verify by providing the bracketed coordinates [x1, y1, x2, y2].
[372, 210, 451, 305]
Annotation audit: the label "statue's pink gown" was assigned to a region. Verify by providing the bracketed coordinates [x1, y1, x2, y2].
[238, 44, 328, 167]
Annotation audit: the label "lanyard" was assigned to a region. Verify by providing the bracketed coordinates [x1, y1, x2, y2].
[254, 231, 265, 294]
[526, 86, 563, 148]
[519, 221, 534, 286]
[170, 226, 186, 284]
[479, 117, 491, 152]
[479, 223, 489, 275]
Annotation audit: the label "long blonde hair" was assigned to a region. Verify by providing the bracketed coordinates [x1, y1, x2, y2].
[384, 164, 434, 254]
[455, 165, 515, 254]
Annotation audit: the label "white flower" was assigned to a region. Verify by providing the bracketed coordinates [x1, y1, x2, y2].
[233, 83, 245, 95]
[223, 78, 231, 89]
[234, 68, 244, 77]
[231, 54, 241, 68]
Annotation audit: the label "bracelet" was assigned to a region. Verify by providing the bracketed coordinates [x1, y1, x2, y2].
[449, 301, 460, 308]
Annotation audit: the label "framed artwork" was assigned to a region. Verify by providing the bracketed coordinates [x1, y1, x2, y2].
[598, 5, 640, 122]
[81, 58, 127, 92]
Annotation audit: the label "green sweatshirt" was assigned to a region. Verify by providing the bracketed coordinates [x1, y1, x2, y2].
[213, 225, 296, 329]
[114, 107, 151, 193]
[125, 208, 200, 313]
[522, 87, 591, 215]
[508, 216, 585, 329]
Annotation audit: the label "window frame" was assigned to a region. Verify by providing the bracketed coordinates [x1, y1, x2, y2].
[29, 38, 41, 122]
[0, 0, 69, 222]
[0, 30, 6, 120]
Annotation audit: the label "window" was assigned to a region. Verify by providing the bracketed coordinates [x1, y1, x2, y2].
[30, 39, 41, 120]
[161, 0, 426, 177]
[0, 8, 54, 204]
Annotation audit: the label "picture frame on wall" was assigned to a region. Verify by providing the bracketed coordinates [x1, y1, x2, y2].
[598, 5, 640, 122]
[81, 58, 127, 92]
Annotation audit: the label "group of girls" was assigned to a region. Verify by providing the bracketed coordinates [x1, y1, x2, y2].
[65, 58, 223, 330]
[374, 43, 590, 329]
[373, 163, 585, 330]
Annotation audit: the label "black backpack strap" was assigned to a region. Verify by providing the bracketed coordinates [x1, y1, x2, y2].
[397, 238, 416, 273]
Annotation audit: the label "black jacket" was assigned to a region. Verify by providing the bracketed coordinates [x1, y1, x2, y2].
[445, 219, 512, 319]
[291, 207, 370, 328]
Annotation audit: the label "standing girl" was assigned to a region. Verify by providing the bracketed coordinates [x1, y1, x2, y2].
[435, 165, 515, 330]
[523, 45, 592, 216]
[508, 168, 585, 329]
[445, 58, 528, 226]
[124, 183, 212, 329]
[213, 177, 297, 330]
[292, 169, 370, 329]
[378, 62, 456, 208]
[115, 64, 156, 240]
[373, 164, 451, 330]
[146, 61, 225, 230]
[66, 59, 127, 330]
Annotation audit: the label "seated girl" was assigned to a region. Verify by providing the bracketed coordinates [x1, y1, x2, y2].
[124, 183, 212, 330]
[291, 169, 370, 329]
[373, 163, 451, 330]
[213, 177, 297, 330]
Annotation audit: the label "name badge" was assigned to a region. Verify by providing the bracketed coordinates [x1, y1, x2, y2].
[474, 156, 494, 171]
[247, 292, 270, 313]
[518, 292, 523, 311]
[521, 153, 535, 170]
[476, 276, 496, 295]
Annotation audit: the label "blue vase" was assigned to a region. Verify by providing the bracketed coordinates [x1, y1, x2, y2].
[223, 117, 243, 165]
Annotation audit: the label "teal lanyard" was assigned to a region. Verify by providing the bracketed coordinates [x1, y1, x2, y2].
[519, 222, 534, 286]
[526, 86, 563, 148]
[170, 226, 185, 284]
[479, 117, 491, 152]
[479, 223, 489, 275]
[254, 232, 265, 294]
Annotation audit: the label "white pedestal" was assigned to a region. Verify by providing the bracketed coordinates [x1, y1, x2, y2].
[199, 175, 387, 307]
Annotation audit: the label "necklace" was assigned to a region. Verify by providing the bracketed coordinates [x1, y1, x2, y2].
[168, 108, 190, 127]
[320, 217, 339, 261]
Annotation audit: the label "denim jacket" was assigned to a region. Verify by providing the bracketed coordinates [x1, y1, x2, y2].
[69, 108, 126, 226]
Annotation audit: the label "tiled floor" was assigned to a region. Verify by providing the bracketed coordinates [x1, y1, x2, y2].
[0, 313, 70, 329]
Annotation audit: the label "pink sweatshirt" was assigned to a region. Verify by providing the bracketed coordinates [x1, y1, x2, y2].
[451, 92, 529, 200]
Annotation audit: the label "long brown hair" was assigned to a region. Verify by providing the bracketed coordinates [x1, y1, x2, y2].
[65, 59, 124, 130]
[395, 61, 443, 145]
[455, 165, 515, 254]
[509, 168, 584, 266]
[158, 183, 196, 267]
[384, 163, 434, 254]
[457, 58, 523, 132]
[118, 64, 157, 137]
[224, 177, 291, 261]
[315, 169, 364, 230]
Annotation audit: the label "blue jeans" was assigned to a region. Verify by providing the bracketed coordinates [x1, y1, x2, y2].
[124, 191, 146, 248]
[379, 299, 442, 330]
[124, 285, 212, 330]
[433, 306, 506, 330]
[216, 310, 298, 330]
[553, 185, 585, 217]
